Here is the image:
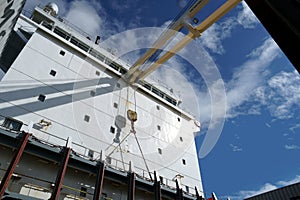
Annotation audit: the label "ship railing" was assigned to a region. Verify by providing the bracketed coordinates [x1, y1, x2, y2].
[0, 169, 94, 199]
[104, 156, 197, 195]
[0, 116, 197, 196]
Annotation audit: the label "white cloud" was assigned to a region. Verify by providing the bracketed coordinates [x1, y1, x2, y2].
[226, 38, 281, 118]
[289, 123, 300, 133]
[109, 0, 139, 12]
[237, 1, 259, 29]
[200, 23, 226, 54]
[285, 144, 300, 150]
[24, 0, 68, 16]
[199, 2, 259, 54]
[277, 175, 300, 186]
[230, 175, 300, 199]
[229, 144, 242, 152]
[234, 183, 277, 199]
[64, 0, 104, 37]
[253, 70, 300, 119]
[265, 123, 271, 128]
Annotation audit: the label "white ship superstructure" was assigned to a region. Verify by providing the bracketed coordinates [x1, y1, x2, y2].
[0, 1, 204, 199]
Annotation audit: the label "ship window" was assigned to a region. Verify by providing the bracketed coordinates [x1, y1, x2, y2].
[157, 125, 161, 131]
[90, 49, 105, 61]
[110, 126, 115, 133]
[152, 87, 164, 98]
[77, 41, 90, 52]
[143, 82, 152, 90]
[158, 148, 162, 154]
[109, 62, 120, 71]
[120, 68, 127, 75]
[54, 27, 70, 40]
[38, 94, 46, 102]
[50, 70, 56, 76]
[2, 117, 23, 131]
[182, 159, 186, 165]
[84, 115, 90, 122]
[95, 71, 100, 76]
[59, 50, 65, 56]
[90, 90, 96, 97]
[80, 187, 87, 197]
[156, 105, 160, 110]
[113, 103, 118, 108]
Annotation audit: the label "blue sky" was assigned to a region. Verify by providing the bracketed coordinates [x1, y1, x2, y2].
[21, 0, 300, 199]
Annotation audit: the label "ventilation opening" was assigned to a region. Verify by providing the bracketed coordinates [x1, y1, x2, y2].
[110, 126, 115, 133]
[50, 70, 56, 76]
[90, 90, 96, 97]
[59, 50, 65, 56]
[38, 94, 46, 102]
[157, 125, 161, 131]
[84, 115, 90, 122]
[182, 159, 186, 165]
[2, 117, 23, 131]
[180, 137, 183, 142]
[158, 148, 162, 155]
[113, 103, 118, 108]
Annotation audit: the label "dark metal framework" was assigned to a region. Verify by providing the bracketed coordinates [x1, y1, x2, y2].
[0, 127, 204, 200]
[93, 161, 105, 200]
[245, 0, 300, 73]
[50, 147, 71, 200]
[0, 132, 30, 198]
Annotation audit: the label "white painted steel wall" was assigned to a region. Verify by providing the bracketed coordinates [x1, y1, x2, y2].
[0, 15, 203, 195]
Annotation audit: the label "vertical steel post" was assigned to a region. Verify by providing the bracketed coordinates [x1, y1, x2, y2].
[0, 132, 30, 198]
[127, 172, 135, 200]
[153, 171, 161, 200]
[175, 179, 183, 200]
[93, 161, 105, 200]
[50, 147, 71, 200]
[195, 186, 204, 200]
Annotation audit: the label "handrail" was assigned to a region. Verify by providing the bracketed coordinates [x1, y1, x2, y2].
[0, 115, 199, 196]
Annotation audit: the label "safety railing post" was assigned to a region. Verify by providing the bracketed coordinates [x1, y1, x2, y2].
[0, 132, 30, 198]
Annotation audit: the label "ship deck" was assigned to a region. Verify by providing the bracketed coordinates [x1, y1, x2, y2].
[0, 124, 202, 200]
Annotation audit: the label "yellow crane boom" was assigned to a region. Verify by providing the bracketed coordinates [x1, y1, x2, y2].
[125, 0, 242, 83]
